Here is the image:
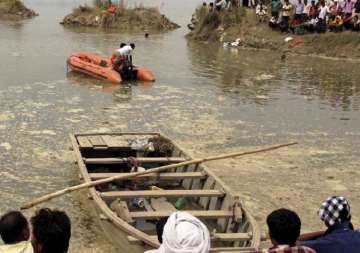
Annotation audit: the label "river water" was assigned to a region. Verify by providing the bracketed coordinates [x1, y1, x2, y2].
[0, 0, 360, 252]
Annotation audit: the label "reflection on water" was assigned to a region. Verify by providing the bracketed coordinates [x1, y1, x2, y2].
[0, 0, 359, 252]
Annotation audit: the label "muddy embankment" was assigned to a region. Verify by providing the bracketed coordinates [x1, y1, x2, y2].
[61, 4, 180, 32]
[187, 6, 360, 60]
[0, 0, 38, 20]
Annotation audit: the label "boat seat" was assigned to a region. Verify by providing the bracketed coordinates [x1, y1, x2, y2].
[89, 172, 206, 180]
[100, 189, 225, 199]
[127, 233, 256, 243]
[84, 157, 187, 164]
[128, 210, 233, 220]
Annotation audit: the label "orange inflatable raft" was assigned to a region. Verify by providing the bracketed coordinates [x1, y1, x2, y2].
[67, 52, 155, 83]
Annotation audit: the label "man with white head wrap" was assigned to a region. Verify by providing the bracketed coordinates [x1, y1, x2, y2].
[146, 211, 210, 253]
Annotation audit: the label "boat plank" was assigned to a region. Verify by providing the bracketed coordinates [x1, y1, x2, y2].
[127, 232, 253, 243]
[77, 136, 93, 148]
[129, 210, 233, 219]
[85, 157, 187, 164]
[100, 190, 225, 199]
[87, 136, 107, 147]
[89, 172, 205, 180]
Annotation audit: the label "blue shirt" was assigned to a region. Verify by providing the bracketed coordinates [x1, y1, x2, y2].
[302, 222, 360, 253]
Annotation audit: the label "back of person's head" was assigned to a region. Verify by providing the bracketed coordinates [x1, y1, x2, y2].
[159, 212, 210, 253]
[266, 208, 301, 246]
[0, 211, 29, 244]
[130, 43, 135, 50]
[318, 196, 351, 227]
[120, 43, 126, 48]
[31, 208, 71, 253]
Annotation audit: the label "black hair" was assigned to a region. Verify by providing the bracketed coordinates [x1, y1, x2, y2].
[203, 2, 207, 6]
[267, 208, 301, 246]
[156, 218, 168, 243]
[31, 208, 71, 253]
[130, 43, 135, 49]
[120, 43, 126, 48]
[0, 211, 28, 244]
[145, 33, 149, 38]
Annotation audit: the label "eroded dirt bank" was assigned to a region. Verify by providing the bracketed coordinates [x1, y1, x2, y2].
[0, 0, 38, 20]
[61, 5, 180, 32]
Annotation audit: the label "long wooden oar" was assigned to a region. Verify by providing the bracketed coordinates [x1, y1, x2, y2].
[21, 142, 297, 210]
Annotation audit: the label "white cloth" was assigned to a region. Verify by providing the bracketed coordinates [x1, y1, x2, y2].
[155, 212, 210, 253]
[295, 1, 305, 14]
[0, 241, 34, 253]
[116, 45, 133, 57]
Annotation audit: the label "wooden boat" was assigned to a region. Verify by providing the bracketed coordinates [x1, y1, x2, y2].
[67, 52, 155, 83]
[70, 132, 261, 253]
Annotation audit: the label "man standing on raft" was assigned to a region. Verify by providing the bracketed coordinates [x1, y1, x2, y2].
[111, 43, 136, 80]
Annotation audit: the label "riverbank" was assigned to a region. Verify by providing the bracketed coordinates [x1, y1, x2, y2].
[0, 0, 38, 20]
[61, 4, 179, 32]
[187, 7, 360, 59]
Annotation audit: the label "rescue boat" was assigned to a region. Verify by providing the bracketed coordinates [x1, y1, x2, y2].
[67, 52, 155, 83]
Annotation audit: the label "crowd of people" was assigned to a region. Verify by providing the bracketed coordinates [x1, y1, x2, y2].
[0, 196, 359, 253]
[265, 0, 360, 33]
[145, 196, 360, 253]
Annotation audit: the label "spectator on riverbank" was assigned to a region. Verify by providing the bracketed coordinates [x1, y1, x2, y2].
[303, 0, 312, 20]
[271, 0, 282, 19]
[0, 211, 33, 253]
[343, 0, 355, 28]
[316, 1, 329, 32]
[302, 196, 360, 253]
[352, 14, 360, 30]
[256, 1, 268, 22]
[31, 208, 71, 253]
[294, 0, 305, 21]
[329, 14, 344, 31]
[355, 0, 360, 14]
[280, 0, 293, 32]
[254, 209, 315, 253]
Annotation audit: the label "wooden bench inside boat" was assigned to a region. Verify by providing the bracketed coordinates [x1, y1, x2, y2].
[89, 172, 206, 180]
[84, 157, 188, 164]
[100, 189, 225, 199]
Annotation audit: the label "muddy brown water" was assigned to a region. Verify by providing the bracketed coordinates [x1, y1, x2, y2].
[0, 0, 360, 252]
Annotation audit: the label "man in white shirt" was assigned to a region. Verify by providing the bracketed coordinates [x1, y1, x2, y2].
[294, 0, 305, 21]
[112, 43, 136, 79]
[317, 2, 329, 32]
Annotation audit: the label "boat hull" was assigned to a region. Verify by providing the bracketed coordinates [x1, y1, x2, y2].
[70, 133, 261, 252]
[67, 52, 155, 83]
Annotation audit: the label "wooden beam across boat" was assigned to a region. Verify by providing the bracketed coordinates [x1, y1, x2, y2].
[100, 189, 225, 199]
[89, 172, 206, 180]
[129, 210, 233, 220]
[84, 157, 188, 164]
[127, 232, 254, 244]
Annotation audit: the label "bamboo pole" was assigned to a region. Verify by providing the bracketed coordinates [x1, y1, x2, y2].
[21, 142, 297, 210]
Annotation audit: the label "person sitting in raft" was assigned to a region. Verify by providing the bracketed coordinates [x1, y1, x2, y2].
[253, 208, 316, 253]
[145, 211, 210, 253]
[111, 43, 136, 80]
[301, 196, 360, 253]
[31, 208, 71, 253]
[0, 211, 33, 253]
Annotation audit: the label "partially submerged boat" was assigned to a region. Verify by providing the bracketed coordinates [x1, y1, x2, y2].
[70, 132, 261, 253]
[67, 52, 155, 83]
